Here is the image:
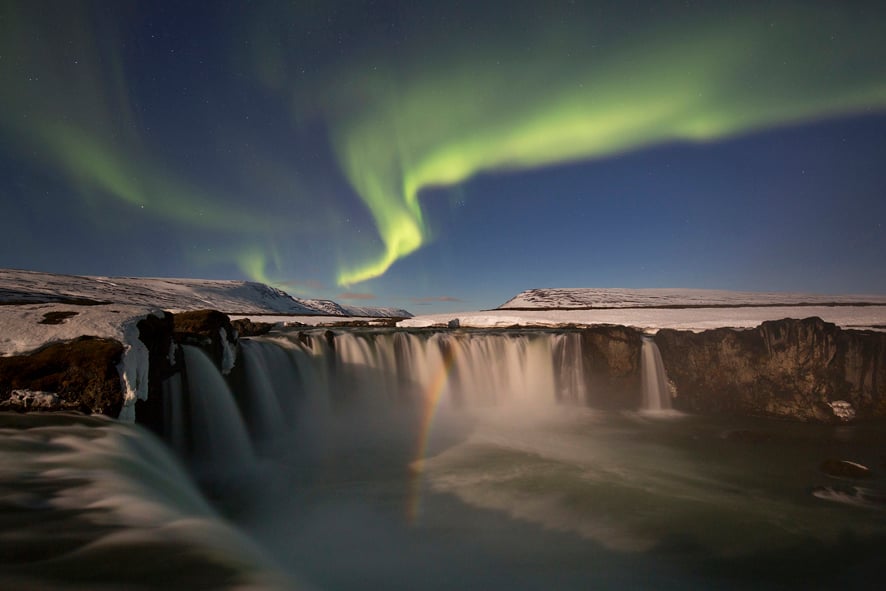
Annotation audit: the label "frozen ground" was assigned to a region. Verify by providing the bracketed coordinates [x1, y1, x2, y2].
[399, 288, 886, 331]
[0, 268, 410, 317]
[399, 306, 886, 332]
[0, 303, 160, 420]
[501, 288, 886, 310]
[229, 314, 402, 326]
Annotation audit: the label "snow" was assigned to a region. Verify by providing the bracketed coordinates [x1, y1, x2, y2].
[338, 304, 412, 318]
[501, 287, 886, 309]
[400, 288, 886, 331]
[7, 390, 59, 409]
[0, 268, 412, 317]
[219, 327, 236, 375]
[0, 303, 159, 422]
[300, 298, 411, 318]
[398, 306, 886, 332]
[117, 313, 154, 423]
[228, 314, 404, 326]
[827, 401, 856, 422]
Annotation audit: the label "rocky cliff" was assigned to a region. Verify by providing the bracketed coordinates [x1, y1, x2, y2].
[579, 326, 643, 409]
[654, 317, 886, 422]
[2, 311, 884, 424]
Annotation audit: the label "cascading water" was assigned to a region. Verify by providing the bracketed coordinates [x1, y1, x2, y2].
[5, 328, 886, 591]
[239, 340, 291, 444]
[181, 345, 255, 475]
[265, 329, 590, 411]
[640, 335, 672, 411]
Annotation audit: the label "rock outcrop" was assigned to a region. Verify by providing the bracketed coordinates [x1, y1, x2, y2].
[580, 326, 643, 408]
[654, 317, 886, 422]
[2, 310, 883, 425]
[173, 310, 238, 373]
[0, 337, 126, 415]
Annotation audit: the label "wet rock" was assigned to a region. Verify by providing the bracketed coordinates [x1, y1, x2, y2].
[133, 312, 177, 433]
[231, 318, 275, 337]
[0, 337, 125, 415]
[173, 310, 238, 373]
[820, 458, 872, 479]
[655, 318, 886, 421]
[580, 326, 643, 408]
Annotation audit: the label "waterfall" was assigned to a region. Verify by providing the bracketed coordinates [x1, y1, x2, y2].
[262, 329, 589, 410]
[239, 340, 290, 445]
[161, 331, 605, 472]
[181, 345, 255, 474]
[640, 336, 672, 411]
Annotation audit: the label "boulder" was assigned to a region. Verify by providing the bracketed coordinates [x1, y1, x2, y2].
[820, 459, 872, 479]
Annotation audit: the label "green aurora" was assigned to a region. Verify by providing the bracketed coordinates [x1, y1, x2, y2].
[311, 4, 886, 284]
[2, 1, 885, 290]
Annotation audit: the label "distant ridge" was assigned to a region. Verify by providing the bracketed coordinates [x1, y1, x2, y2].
[0, 269, 412, 318]
[499, 288, 886, 311]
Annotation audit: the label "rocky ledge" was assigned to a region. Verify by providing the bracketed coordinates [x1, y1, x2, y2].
[655, 317, 886, 422]
[1, 310, 884, 425]
[0, 307, 236, 428]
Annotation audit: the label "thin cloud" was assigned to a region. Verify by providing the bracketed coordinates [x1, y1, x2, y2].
[338, 292, 376, 300]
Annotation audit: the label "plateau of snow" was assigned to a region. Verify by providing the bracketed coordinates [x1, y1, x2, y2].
[0, 268, 411, 317]
[500, 288, 886, 310]
[400, 288, 886, 332]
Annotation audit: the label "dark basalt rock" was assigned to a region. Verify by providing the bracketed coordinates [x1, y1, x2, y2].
[173, 310, 237, 372]
[579, 326, 643, 408]
[134, 312, 178, 433]
[820, 459, 872, 479]
[231, 318, 275, 337]
[655, 317, 886, 421]
[38, 310, 79, 325]
[0, 337, 125, 415]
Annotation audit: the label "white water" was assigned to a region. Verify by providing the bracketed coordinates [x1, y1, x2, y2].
[239, 340, 289, 445]
[267, 330, 589, 412]
[640, 336, 672, 411]
[0, 415, 291, 590]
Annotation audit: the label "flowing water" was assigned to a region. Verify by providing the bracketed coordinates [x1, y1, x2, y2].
[641, 336, 673, 412]
[2, 328, 886, 590]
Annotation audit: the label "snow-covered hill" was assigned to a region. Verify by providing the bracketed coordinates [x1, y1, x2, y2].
[400, 287, 886, 331]
[0, 269, 412, 317]
[300, 298, 412, 319]
[499, 288, 886, 310]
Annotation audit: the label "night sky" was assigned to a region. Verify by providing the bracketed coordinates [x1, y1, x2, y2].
[1, 1, 885, 313]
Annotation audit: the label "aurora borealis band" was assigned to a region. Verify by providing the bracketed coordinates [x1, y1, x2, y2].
[1, 1, 885, 309]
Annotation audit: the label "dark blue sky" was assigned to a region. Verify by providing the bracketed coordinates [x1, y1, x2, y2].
[1, 1, 884, 312]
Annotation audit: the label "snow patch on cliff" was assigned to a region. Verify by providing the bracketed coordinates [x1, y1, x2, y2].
[0, 268, 412, 318]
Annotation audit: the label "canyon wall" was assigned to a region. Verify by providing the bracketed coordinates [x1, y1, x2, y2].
[654, 317, 886, 421]
[2, 313, 884, 423]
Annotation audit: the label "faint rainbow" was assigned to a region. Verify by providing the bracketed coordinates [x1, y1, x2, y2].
[406, 342, 459, 523]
